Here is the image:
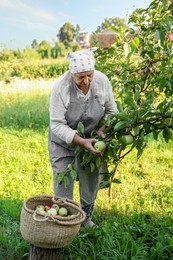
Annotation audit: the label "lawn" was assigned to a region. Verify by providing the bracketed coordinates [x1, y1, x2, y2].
[0, 79, 173, 259]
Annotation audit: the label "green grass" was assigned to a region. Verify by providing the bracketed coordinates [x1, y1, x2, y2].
[0, 79, 173, 259]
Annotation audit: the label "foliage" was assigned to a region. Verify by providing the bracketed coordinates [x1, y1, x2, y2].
[52, 41, 66, 57]
[31, 39, 39, 50]
[19, 47, 40, 59]
[1, 40, 75, 61]
[57, 22, 81, 48]
[37, 40, 51, 58]
[97, 17, 128, 32]
[0, 58, 69, 81]
[0, 48, 15, 61]
[60, 0, 173, 199]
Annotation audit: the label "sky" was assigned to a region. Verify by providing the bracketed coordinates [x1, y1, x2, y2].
[0, 0, 153, 50]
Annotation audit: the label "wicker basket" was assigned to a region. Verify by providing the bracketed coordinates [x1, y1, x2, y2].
[20, 194, 86, 248]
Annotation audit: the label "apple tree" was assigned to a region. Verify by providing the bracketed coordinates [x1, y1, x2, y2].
[58, 0, 173, 201]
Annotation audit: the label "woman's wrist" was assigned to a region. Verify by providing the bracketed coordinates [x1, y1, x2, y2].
[73, 134, 85, 146]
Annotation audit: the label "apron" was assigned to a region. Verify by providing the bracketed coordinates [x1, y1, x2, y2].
[48, 77, 105, 207]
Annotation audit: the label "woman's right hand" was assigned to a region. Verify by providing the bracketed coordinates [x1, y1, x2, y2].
[73, 134, 101, 155]
[82, 138, 102, 155]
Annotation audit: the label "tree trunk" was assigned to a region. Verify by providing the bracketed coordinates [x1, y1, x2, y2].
[29, 244, 64, 260]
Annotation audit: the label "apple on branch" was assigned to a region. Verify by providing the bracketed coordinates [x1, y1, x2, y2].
[94, 140, 106, 152]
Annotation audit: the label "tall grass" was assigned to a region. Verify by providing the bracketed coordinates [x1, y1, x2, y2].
[0, 79, 173, 259]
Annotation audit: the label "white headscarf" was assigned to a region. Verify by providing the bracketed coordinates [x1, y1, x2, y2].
[66, 48, 97, 74]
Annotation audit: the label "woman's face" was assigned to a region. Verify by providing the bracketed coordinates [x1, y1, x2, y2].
[73, 70, 94, 89]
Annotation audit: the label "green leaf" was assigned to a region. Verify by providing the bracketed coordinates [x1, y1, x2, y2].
[106, 114, 116, 127]
[124, 94, 135, 107]
[131, 37, 140, 48]
[156, 29, 165, 48]
[64, 175, 70, 188]
[96, 156, 101, 168]
[57, 172, 65, 184]
[81, 152, 93, 167]
[156, 99, 167, 111]
[116, 112, 129, 121]
[123, 42, 133, 59]
[134, 91, 140, 102]
[112, 178, 121, 184]
[152, 130, 159, 140]
[136, 140, 147, 160]
[116, 101, 124, 113]
[74, 145, 82, 154]
[77, 121, 85, 136]
[114, 121, 128, 131]
[90, 162, 95, 172]
[131, 126, 140, 136]
[70, 169, 77, 180]
[67, 164, 73, 171]
[163, 127, 172, 143]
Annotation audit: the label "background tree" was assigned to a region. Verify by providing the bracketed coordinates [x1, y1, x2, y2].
[22, 47, 40, 59]
[57, 22, 80, 49]
[31, 39, 39, 50]
[37, 40, 51, 58]
[97, 17, 128, 32]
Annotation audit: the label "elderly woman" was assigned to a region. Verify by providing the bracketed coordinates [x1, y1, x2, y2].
[48, 48, 117, 226]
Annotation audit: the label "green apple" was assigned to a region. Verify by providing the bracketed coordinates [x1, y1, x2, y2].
[52, 204, 60, 213]
[94, 141, 106, 152]
[38, 210, 46, 215]
[120, 135, 134, 145]
[36, 205, 45, 213]
[47, 208, 57, 216]
[59, 207, 68, 216]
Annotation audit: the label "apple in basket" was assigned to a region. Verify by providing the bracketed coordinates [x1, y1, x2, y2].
[47, 208, 57, 216]
[45, 205, 51, 211]
[59, 207, 68, 216]
[36, 205, 45, 214]
[52, 204, 60, 212]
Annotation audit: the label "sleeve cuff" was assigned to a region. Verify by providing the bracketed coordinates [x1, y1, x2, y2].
[66, 130, 78, 144]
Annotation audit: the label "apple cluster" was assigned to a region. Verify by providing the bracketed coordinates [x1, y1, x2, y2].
[36, 204, 68, 217]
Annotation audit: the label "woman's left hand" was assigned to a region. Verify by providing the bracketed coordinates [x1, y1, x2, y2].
[97, 124, 106, 139]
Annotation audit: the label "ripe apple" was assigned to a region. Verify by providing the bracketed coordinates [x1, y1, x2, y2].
[120, 135, 134, 145]
[52, 204, 60, 212]
[94, 141, 106, 152]
[59, 207, 68, 216]
[45, 205, 51, 211]
[166, 33, 173, 41]
[36, 205, 45, 213]
[47, 208, 57, 216]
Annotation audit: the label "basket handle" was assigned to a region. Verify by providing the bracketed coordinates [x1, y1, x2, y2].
[51, 213, 86, 226]
[33, 210, 86, 226]
[33, 211, 50, 222]
[52, 196, 80, 207]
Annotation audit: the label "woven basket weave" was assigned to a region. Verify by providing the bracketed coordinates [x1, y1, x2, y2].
[20, 194, 86, 248]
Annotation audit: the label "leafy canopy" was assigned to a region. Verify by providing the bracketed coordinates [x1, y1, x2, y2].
[58, 0, 173, 197]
